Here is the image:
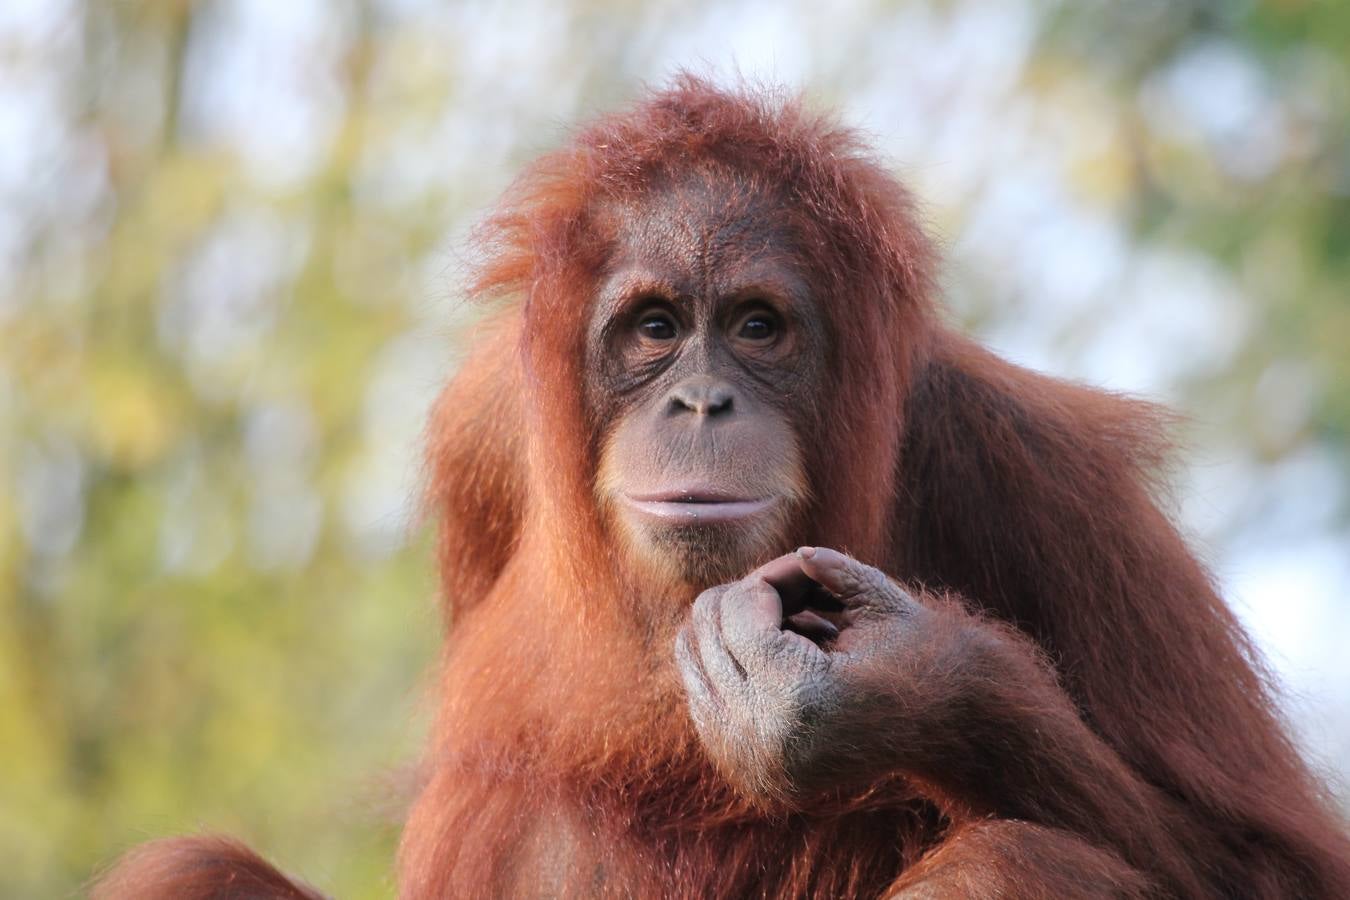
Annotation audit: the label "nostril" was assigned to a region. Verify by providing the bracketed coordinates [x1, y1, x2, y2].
[668, 393, 695, 415]
[667, 378, 737, 418]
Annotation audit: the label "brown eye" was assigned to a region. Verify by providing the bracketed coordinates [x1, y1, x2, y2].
[638, 313, 677, 341]
[737, 312, 777, 341]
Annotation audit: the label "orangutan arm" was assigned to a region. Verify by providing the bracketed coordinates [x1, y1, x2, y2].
[676, 548, 1208, 896]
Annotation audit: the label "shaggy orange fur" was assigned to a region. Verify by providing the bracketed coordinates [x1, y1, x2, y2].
[95, 78, 1350, 899]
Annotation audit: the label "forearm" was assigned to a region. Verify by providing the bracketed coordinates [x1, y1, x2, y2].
[885, 820, 1152, 899]
[855, 600, 1206, 892]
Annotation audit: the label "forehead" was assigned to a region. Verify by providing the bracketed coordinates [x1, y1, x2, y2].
[598, 169, 806, 295]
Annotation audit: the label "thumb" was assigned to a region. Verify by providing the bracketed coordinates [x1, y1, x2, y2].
[794, 547, 902, 613]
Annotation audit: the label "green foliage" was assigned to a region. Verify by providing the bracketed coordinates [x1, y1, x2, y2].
[2, 2, 1347, 897]
[0, 5, 451, 896]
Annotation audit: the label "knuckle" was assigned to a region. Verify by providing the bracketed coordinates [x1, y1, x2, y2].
[851, 566, 909, 616]
[830, 553, 881, 596]
[674, 635, 701, 686]
[889, 582, 917, 613]
[674, 628, 693, 662]
[785, 674, 824, 709]
[768, 636, 830, 683]
[692, 586, 723, 620]
[852, 561, 886, 596]
[730, 576, 765, 605]
[744, 575, 774, 597]
[742, 638, 774, 672]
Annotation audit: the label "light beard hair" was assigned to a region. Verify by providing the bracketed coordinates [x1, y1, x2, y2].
[599, 487, 807, 596]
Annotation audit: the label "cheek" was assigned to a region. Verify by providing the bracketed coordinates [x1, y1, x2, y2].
[593, 431, 660, 572]
[593, 419, 652, 512]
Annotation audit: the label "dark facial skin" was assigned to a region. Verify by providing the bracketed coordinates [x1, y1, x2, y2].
[589, 174, 828, 588]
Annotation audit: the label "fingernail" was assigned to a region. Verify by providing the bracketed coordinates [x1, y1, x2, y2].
[796, 546, 816, 559]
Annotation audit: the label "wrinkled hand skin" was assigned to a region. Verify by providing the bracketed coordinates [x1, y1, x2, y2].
[675, 547, 940, 807]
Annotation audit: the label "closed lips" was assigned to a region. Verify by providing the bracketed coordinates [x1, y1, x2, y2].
[622, 491, 776, 523]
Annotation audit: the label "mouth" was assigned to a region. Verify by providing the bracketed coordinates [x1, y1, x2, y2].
[622, 488, 777, 525]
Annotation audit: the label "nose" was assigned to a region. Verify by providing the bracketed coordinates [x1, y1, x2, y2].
[666, 375, 736, 418]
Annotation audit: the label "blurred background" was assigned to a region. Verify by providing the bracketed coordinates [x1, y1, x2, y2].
[1, 0, 1347, 896]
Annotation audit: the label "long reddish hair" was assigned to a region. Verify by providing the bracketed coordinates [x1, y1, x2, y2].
[93, 76, 1350, 900]
[412, 75, 1350, 897]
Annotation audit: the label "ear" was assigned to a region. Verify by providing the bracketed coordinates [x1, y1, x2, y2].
[424, 307, 527, 625]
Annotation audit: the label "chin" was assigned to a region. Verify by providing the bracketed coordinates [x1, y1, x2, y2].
[620, 509, 794, 591]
